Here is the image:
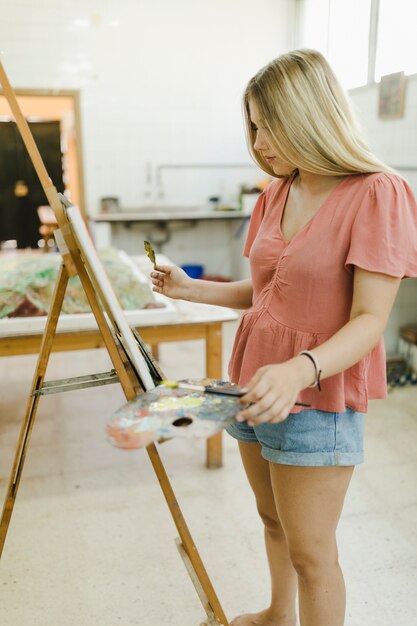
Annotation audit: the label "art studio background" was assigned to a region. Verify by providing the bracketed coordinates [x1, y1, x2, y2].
[0, 2, 416, 626]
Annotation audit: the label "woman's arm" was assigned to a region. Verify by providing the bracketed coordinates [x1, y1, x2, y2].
[151, 263, 253, 309]
[237, 267, 401, 424]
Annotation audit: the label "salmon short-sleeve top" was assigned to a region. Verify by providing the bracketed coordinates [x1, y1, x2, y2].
[228, 172, 417, 413]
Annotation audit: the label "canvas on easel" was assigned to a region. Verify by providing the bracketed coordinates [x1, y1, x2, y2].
[0, 59, 229, 626]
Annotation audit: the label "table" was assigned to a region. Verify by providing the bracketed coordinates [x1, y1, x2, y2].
[0, 255, 239, 468]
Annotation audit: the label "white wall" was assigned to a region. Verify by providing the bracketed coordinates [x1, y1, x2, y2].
[0, 0, 296, 213]
[350, 79, 417, 354]
[350, 76, 417, 193]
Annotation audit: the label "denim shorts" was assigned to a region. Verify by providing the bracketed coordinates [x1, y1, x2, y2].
[225, 407, 365, 466]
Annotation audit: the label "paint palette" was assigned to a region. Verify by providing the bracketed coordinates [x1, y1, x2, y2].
[106, 378, 243, 449]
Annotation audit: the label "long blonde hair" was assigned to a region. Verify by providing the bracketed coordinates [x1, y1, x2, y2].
[244, 49, 392, 176]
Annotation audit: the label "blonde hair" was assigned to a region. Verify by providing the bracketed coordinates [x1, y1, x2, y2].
[244, 49, 392, 177]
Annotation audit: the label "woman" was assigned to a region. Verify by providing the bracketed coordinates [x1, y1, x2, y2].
[151, 49, 417, 626]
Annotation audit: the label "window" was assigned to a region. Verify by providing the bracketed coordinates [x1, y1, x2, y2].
[375, 0, 417, 80]
[297, 0, 372, 90]
[327, 0, 372, 89]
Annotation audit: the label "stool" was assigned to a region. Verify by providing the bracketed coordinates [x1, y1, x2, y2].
[37, 205, 58, 252]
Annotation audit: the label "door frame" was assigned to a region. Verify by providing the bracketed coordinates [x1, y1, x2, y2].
[0, 88, 86, 221]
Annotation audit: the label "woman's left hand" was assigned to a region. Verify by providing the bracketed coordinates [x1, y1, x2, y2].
[235, 361, 307, 425]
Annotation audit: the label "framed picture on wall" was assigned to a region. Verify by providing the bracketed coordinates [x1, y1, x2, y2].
[378, 71, 405, 119]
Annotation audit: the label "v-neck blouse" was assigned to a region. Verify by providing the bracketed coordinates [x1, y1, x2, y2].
[228, 172, 417, 413]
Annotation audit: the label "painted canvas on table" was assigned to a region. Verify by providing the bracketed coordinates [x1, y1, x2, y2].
[0, 248, 162, 318]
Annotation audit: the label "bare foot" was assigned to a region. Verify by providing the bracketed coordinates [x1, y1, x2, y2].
[230, 608, 296, 626]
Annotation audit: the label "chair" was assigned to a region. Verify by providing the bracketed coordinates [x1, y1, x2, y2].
[37, 205, 58, 252]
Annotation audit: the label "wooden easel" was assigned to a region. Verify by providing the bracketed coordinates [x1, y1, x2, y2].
[0, 60, 229, 626]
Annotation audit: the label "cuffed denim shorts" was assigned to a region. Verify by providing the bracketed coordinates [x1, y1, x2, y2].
[225, 407, 365, 466]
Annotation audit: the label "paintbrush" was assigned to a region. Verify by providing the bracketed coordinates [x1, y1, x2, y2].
[144, 240, 156, 264]
[161, 380, 311, 406]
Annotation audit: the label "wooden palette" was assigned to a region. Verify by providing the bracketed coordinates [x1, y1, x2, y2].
[106, 378, 243, 449]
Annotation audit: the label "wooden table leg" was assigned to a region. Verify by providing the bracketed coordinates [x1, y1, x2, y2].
[205, 323, 223, 469]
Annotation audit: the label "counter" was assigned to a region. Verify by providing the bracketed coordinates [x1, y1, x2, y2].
[89, 208, 253, 279]
[90, 207, 252, 222]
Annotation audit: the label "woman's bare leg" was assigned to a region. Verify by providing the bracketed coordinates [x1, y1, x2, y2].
[269, 465, 354, 626]
[231, 441, 298, 626]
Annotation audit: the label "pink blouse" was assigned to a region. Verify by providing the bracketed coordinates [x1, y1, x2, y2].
[228, 172, 417, 413]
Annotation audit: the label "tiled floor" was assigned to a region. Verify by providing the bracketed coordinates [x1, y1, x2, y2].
[0, 320, 416, 626]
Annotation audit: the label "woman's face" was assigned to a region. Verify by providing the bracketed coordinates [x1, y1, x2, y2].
[249, 99, 294, 177]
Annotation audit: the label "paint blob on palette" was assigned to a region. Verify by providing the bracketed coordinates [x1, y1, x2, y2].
[106, 378, 243, 449]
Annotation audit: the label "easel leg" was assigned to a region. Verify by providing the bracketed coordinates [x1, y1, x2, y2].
[175, 539, 223, 626]
[150, 343, 160, 361]
[206, 324, 223, 469]
[0, 264, 69, 557]
[147, 443, 229, 626]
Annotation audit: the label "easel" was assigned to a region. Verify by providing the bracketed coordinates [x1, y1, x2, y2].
[0, 60, 229, 626]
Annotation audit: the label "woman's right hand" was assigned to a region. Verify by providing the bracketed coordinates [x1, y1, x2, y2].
[150, 264, 194, 300]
